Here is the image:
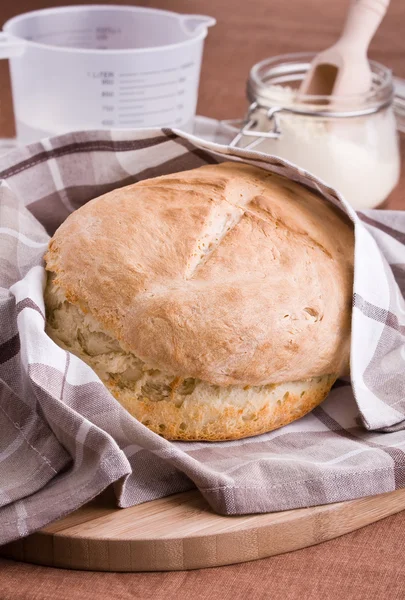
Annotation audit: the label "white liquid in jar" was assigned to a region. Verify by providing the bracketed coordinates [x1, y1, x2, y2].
[239, 86, 400, 210]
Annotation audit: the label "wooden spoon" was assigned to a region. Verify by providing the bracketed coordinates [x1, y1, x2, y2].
[300, 0, 390, 98]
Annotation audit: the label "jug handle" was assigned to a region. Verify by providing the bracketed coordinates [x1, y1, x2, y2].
[0, 32, 25, 59]
[179, 15, 216, 36]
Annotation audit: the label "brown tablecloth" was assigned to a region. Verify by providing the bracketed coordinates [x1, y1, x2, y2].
[1, 0, 405, 597]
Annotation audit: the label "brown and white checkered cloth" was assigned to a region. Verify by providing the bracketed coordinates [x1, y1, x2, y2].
[1, 123, 405, 546]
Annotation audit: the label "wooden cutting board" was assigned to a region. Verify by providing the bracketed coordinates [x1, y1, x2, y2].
[2, 488, 405, 571]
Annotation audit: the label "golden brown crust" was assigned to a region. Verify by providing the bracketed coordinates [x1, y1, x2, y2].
[110, 374, 337, 441]
[44, 162, 354, 388]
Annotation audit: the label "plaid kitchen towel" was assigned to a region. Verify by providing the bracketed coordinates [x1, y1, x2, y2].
[0, 122, 405, 546]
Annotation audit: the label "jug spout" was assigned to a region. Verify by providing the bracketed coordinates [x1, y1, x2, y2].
[180, 14, 216, 37]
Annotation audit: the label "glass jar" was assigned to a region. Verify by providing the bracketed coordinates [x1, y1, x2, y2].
[228, 53, 400, 210]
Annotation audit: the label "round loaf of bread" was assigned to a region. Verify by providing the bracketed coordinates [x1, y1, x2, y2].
[44, 162, 354, 441]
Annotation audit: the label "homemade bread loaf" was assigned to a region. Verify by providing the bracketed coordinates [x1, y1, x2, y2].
[44, 162, 354, 440]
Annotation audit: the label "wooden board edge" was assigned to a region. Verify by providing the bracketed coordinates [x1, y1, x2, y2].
[1, 488, 405, 571]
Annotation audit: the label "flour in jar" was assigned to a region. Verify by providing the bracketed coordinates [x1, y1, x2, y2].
[239, 86, 400, 209]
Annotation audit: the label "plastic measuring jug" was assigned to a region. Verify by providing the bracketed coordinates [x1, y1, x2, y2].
[0, 5, 215, 144]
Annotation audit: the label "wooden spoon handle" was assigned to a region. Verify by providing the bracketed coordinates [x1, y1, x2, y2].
[340, 0, 390, 49]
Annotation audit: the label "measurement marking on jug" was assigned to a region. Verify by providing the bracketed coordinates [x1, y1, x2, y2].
[119, 93, 178, 103]
[118, 81, 179, 90]
[119, 83, 146, 89]
[119, 93, 178, 102]
[119, 90, 146, 96]
[118, 106, 144, 113]
[120, 73, 144, 77]
[120, 80, 178, 86]
[119, 68, 179, 77]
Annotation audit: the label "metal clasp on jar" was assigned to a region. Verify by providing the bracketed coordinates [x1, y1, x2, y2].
[228, 102, 283, 150]
[225, 98, 392, 151]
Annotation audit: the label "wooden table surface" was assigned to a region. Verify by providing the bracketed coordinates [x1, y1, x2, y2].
[1, 0, 405, 598]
